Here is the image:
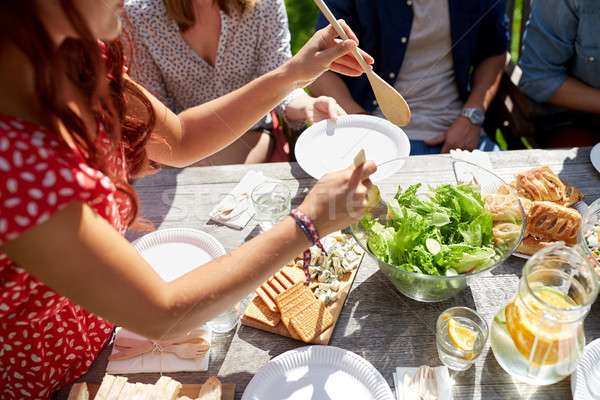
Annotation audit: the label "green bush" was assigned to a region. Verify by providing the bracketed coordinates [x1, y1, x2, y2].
[285, 0, 319, 55]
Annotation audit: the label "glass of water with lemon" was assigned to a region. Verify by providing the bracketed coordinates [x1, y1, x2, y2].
[436, 306, 489, 371]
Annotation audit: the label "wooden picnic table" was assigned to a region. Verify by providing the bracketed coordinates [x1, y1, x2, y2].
[55, 147, 600, 400]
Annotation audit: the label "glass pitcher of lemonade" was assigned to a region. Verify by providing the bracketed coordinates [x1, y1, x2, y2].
[490, 242, 599, 385]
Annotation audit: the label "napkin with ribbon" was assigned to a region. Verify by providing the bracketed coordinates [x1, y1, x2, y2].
[393, 366, 454, 400]
[106, 326, 211, 374]
[209, 170, 274, 229]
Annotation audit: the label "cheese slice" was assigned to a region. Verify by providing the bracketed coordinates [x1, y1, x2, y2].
[152, 376, 181, 400]
[105, 376, 127, 400]
[133, 382, 155, 400]
[94, 375, 116, 400]
[115, 382, 136, 399]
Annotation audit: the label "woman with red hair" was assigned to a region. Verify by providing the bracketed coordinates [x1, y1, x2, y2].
[0, 1, 375, 397]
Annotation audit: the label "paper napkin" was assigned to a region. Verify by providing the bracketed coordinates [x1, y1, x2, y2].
[450, 149, 500, 193]
[208, 170, 274, 229]
[449, 149, 494, 171]
[393, 366, 454, 400]
[106, 326, 211, 374]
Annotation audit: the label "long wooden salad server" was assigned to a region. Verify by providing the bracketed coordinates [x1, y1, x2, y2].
[314, 0, 411, 126]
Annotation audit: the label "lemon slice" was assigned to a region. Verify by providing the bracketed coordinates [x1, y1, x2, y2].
[505, 288, 576, 366]
[448, 317, 477, 351]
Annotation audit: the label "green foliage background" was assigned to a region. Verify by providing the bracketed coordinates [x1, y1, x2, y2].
[285, 0, 319, 55]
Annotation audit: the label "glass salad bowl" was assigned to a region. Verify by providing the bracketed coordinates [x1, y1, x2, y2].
[578, 197, 600, 277]
[349, 155, 526, 302]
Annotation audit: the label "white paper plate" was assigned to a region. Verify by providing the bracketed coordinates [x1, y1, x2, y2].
[242, 345, 394, 400]
[512, 200, 589, 259]
[294, 115, 410, 182]
[572, 338, 600, 399]
[591, 142, 600, 173]
[132, 228, 226, 282]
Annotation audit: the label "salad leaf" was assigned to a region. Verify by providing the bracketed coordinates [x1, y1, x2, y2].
[361, 183, 497, 276]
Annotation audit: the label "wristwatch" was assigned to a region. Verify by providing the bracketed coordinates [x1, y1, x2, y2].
[460, 108, 485, 125]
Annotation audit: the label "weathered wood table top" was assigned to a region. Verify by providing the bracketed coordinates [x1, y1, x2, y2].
[55, 148, 600, 400]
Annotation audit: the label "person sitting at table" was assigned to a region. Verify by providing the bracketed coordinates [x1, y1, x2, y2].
[123, 0, 345, 165]
[0, 1, 377, 398]
[518, 0, 600, 148]
[307, 0, 509, 155]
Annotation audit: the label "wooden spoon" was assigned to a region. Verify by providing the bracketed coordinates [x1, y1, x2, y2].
[314, 0, 411, 126]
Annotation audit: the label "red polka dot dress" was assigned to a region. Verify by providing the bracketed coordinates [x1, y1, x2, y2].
[0, 113, 132, 399]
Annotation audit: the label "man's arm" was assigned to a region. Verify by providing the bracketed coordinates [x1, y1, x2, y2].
[428, 53, 505, 152]
[308, 71, 366, 114]
[546, 76, 600, 114]
[464, 53, 505, 113]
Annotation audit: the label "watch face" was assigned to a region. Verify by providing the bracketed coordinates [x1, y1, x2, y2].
[472, 109, 485, 124]
[462, 108, 485, 125]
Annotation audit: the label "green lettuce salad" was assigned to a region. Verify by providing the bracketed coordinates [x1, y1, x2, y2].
[360, 183, 497, 276]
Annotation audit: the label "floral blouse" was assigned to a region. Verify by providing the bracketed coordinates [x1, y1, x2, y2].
[124, 0, 307, 129]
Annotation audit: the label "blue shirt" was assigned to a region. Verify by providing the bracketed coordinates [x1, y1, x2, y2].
[519, 0, 600, 103]
[315, 0, 508, 112]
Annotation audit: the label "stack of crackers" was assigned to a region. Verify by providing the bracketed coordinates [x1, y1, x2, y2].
[242, 232, 365, 343]
[244, 267, 333, 343]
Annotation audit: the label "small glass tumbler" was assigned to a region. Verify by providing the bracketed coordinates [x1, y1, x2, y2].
[206, 302, 241, 333]
[251, 181, 292, 231]
[436, 306, 489, 371]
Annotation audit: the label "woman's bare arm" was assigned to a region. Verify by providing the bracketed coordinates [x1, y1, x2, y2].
[0, 162, 376, 340]
[138, 22, 372, 167]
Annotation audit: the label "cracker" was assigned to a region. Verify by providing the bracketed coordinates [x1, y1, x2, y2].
[277, 282, 315, 340]
[268, 276, 286, 294]
[276, 282, 313, 312]
[255, 286, 277, 312]
[243, 296, 281, 327]
[274, 271, 293, 289]
[281, 316, 302, 340]
[290, 300, 334, 342]
[281, 266, 306, 285]
[261, 281, 279, 301]
[279, 307, 302, 340]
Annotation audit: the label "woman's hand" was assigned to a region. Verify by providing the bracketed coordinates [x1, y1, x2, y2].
[286, 95, 346, 124]
[298, 160, 377, 236]
[284, 20, 374, 89]
[305, 96, 346, 124]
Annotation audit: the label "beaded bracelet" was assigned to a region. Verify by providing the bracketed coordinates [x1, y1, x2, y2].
[289, 208, 327, 286]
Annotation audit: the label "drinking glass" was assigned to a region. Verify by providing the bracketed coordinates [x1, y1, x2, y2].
[206, 302, 241, 333]
[490, 242, 599, 385]
[436, 306, 489, 371]
[251, 181, 291, 231]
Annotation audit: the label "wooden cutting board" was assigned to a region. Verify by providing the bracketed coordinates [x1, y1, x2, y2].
[87, 383, 235, 399]
[241, 252, 363, 345]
